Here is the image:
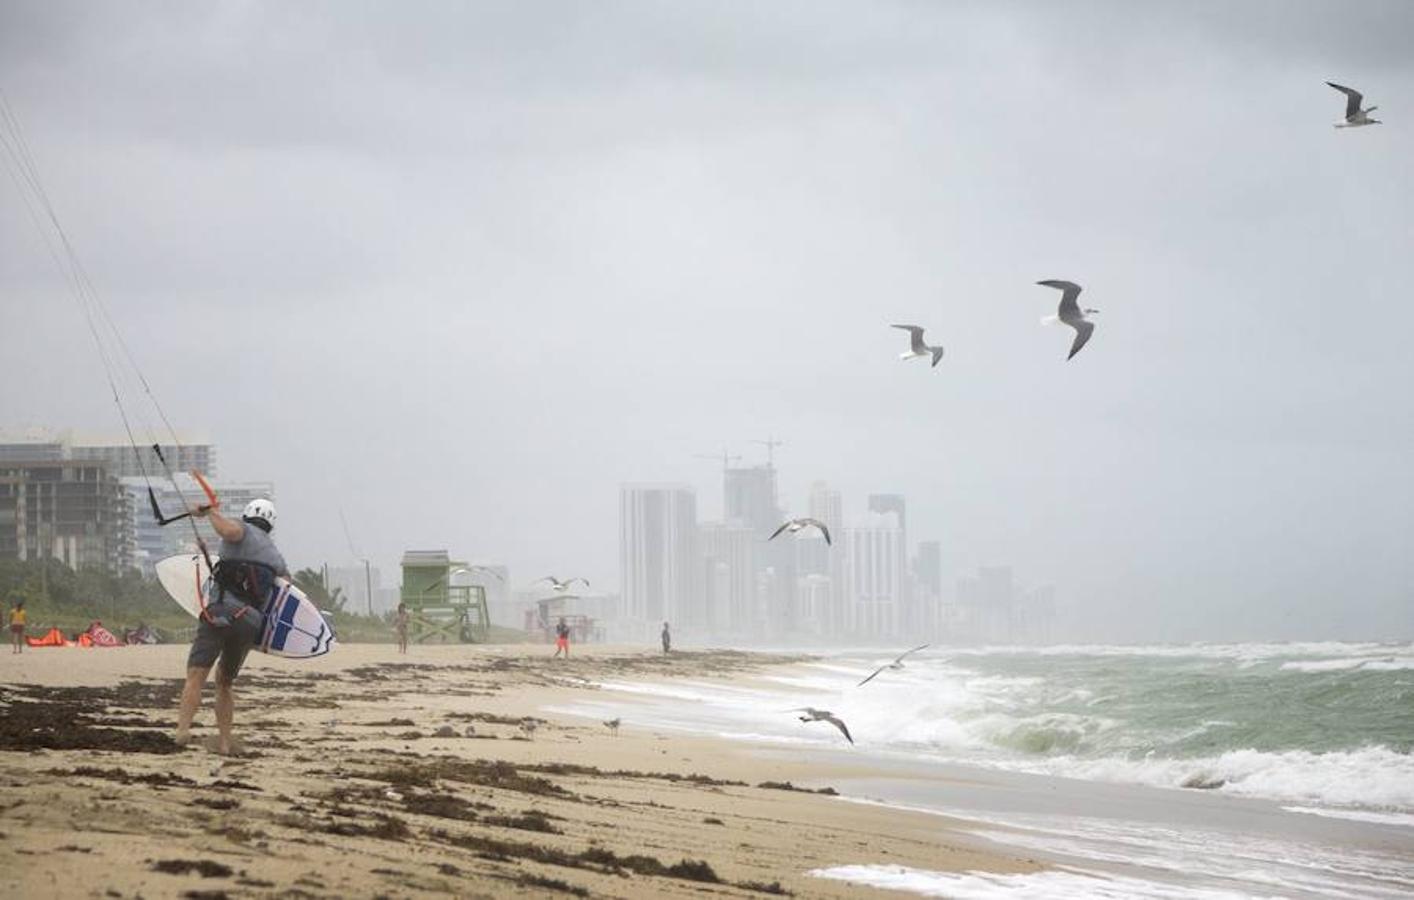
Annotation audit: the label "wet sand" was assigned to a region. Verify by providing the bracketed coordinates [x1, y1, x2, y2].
[0, 643, 1036, 898]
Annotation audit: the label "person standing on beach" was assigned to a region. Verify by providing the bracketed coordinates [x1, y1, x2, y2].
[9, 600, 25, 653]
[175, 499, 288, 755]
[394, 603, 409, 654]
[661, 621, 671, 655]
[553, 616, 570, 659]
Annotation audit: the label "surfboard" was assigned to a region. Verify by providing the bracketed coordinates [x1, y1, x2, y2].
[155, 553, 337, 659]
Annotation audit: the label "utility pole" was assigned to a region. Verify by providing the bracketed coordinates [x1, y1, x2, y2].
[363, 558, 373, 617]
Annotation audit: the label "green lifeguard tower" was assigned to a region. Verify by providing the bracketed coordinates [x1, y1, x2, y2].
[400, 550, 491, 644]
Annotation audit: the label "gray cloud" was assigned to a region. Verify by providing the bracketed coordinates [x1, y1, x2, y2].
[3, 0, 1411, 640]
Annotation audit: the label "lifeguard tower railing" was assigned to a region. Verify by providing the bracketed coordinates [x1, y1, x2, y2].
[400, 550, 491, 643]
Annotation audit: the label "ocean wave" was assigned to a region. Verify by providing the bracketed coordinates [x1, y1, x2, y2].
[808, 865, 1262, 899]
[1282, 806, 1414, 828]
[944, 641, 1414, 664]
[1013, 745, 1414, 810]
[1280, 656, 1414, 672]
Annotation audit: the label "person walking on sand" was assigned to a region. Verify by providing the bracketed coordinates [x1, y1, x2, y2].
[394, 603, 410, 654]
[174, 498, 288, 755]
[9, 600, 25, 653]
[553, 616, 571, 659]
[661, 621, 671, 655]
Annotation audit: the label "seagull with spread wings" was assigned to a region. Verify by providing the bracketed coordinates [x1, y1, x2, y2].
[1327, 82, 1381, 128]
[891, 324, 945, 368]
[857, 643, 930, 687]
[769, 517, 832, 546]
[791, 707, 854, 744]
[1037, 279, 1099, 360]
[537, 576, 589, 592]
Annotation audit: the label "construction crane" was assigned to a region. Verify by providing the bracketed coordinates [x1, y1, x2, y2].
[694, 448, 742, 471]
[752, 436, 785, 467]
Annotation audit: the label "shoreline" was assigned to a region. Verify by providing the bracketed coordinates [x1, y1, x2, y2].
[0, 643, 1038, 898]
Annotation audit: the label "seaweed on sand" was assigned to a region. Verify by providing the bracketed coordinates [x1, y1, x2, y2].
[366, 758, 575, 799]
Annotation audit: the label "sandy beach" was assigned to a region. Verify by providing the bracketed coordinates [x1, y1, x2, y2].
[0, 644, 1036, 898]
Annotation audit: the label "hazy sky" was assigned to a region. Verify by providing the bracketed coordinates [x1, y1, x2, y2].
[2, 1, 1411, 641]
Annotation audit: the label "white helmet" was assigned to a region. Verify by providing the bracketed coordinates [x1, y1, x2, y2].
[242, 498, 277, 529]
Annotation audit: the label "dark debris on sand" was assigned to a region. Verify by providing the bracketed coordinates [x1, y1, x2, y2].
[1, 686, 182, 754]
[366, 758, 576, 800]
[430, 828, 722, 884]
[756, 781, 839, 795]
[45, 766, 196, 787]
[151, 859, 234, 878]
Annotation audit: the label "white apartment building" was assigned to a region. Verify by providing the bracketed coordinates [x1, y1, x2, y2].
[619, 484, 697, 627]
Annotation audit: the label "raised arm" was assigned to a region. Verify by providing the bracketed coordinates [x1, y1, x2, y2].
[196, 506, 245, 543]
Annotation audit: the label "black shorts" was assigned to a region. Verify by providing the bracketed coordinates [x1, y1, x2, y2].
[187, 598, 262, 682]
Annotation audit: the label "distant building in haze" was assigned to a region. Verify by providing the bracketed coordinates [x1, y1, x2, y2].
[843, 510, 904, 640]
[0, 459, 133, 571]
[71, 437, 215, 481]
[913, 540, 942, 599]
[619, 484, 698, 627]
[699, 520, 756, 634]
[725, 464, 779, 536]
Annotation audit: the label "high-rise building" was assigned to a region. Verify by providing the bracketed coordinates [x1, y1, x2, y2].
[808, 481, 843, 538]
[725, 465, 779, 535]
[913, 540, 942, 598]
[868, 493, 906, 536]
[71, 437, 215, 480]
[868, 494, 910, 633]
[619, 484, 698, 626]
[699, 520, 755, 634]
[803, 481, 846, 639]
[955, 565, 1016, 642]
[843, 510, 904, 640]
[0, 460, 133, 571]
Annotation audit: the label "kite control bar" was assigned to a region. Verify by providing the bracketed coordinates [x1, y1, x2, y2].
[146, 443, 221, 526]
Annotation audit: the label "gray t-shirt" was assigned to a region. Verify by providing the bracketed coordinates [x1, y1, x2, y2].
[219, 521, 289, 577]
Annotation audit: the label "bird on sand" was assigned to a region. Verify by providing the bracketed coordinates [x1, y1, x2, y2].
[891, 324, 945, 368]
[791, 707, 854, 744]
[537, 576, 589, 592]
[769, 517, 832, 546]
[1037, 280, 1098, 360]
[857, 643, 931, 687]
[603, 718, 621, 734]
[1327, 82, 1381, 128]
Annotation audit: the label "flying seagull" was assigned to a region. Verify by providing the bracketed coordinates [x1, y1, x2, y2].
[537, 576, 589, 592]
[791, 707, 854, 744]
[454, 565, 504, 582]
[891, 324, 944, 368]
[857, 643, 930, 687]
[1037, 280, 1098, 360]
[769, 517, 832, 546]
[1327, 82, 1381, 128]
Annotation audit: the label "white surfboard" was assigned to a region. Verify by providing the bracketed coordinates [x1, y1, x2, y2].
[155, 553, 337, 659]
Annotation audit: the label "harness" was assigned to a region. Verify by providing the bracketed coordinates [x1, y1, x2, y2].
[203, 558, 278, 625]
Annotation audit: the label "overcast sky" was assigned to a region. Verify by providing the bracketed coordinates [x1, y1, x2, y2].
[2, 1, 1411, 641]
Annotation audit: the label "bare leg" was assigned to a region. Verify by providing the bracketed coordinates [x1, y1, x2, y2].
[175, 665, 211, 744]
[214, 675, 236, 755]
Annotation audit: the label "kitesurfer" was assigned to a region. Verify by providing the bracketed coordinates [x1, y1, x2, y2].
[174, 498, 288, 755]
